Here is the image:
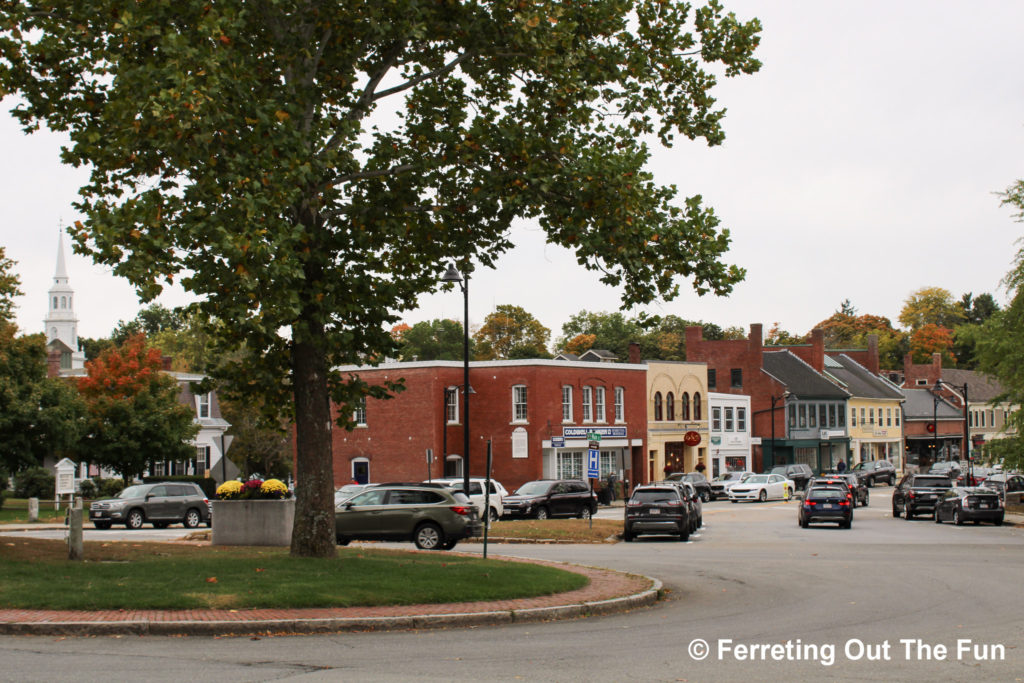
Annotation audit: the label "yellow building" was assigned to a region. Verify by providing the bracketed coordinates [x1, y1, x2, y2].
[824, 355, 904, 468]
[646, 361, 710, 480]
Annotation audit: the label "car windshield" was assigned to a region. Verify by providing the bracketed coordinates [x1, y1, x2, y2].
[769, 467, 788, 475]
[744, 475, 769, 484]
[808, 488, 846, 500]
[631, 490, 678, 504]
[117, 485, 147, 499]
[915, 477, 953, 488]
[515, 481, 552, 496]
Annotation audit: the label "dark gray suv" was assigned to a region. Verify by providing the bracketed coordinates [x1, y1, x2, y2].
[501, 479, 597, 519]
[89, 482, 212, 530]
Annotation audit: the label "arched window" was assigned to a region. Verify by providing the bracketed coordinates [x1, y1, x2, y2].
[52, 296, 58, 309]
[681, 392, 690, 420]
[654, 392, 663, 421]
[694, 393, 702, 420]
[666, 392, 675, 421]
[61, 296, 67, 308]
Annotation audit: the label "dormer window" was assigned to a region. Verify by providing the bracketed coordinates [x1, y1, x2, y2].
[197, 393, 211, 418]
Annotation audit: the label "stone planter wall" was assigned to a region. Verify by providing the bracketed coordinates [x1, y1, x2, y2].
[212, 499, 295, 546]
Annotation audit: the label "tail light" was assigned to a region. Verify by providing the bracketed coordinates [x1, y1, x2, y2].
[449, 505, 471, 516]
[839, 500, 850, 507]
[627, 501, 642, 508]
[909, 491, 916, 499]
[804, 500, 816, 507]
[666, 500, 682, 507]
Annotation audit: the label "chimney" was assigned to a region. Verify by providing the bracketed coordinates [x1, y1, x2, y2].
[749, 323, 763, 355]
[685, 326, 703, 359]
[866, 334, 880, 374]
[809, 328, 825, 372]
[46, 350, 62, 378]
[628, 341, 642, 365]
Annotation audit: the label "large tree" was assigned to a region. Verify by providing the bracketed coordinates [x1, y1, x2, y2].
[1, 1, 761, 556]
[898, 287, 966, 331]
[474, 305, 551, 359]
[395, 318, 468, 361]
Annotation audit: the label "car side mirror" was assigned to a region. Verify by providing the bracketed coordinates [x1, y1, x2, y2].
[345, 502, 354, 510]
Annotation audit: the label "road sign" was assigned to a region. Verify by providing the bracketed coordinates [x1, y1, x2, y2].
[587, 449, 600, 478]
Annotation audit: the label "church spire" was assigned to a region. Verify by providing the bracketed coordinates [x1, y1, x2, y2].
[44, 227, 86, 371]
[54, 228, 69, 282]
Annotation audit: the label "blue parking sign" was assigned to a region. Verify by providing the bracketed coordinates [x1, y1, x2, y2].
[587, 449, 600, 478]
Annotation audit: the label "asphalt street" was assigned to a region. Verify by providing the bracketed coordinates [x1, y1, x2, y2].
[2, 487, 1023, 682]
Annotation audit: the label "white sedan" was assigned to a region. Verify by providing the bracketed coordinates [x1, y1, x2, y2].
[728, 473, 794, 503]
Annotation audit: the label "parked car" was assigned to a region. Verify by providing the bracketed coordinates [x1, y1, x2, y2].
[89, 482, 211, 530]
[769, 463, 814, 491]
[665, 472, 712, 502]
[928, 461, 961, 479]
[980, 473, 1024, 498]
[651, 480, 701, 532]
[728, 473, 794, 503]
[428, 477, 508, 522]
[933, 486, 1004, 526]
[798, 485, 853, 529]
[812, 473, 868, 507]
[334, 483, 482, 550]
[849, 459, 896, 487]
[709, 471, 753, 500]
[892, 474, 954, 519]
[623, 484, 692, 542]
[501, 479, 597, 520]
[335, 483, 372, 506]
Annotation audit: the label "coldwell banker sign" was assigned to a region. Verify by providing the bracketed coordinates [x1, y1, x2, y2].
[563, 426, 627, 439]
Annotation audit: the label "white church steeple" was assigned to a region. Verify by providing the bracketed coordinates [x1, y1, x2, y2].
[44, 231, 86, 370]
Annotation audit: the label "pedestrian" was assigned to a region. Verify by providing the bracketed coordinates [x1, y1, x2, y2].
[695, 461, 706, 474]
[837, 459, 846, 473]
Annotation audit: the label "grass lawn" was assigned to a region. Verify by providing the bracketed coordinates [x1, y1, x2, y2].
[0, 538, 589, 610]
[0, 498, 68, 524]
[488, 518, 622, 542]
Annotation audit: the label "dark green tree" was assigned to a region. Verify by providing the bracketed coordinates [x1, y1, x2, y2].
[558, 310, 646, 359]
[1, 0, 760, 556]
[396, 319, 468, 361]
[111, 304, 186, 346]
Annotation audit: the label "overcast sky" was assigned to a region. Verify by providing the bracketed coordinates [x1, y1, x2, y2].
[3, 1, 1023, 347]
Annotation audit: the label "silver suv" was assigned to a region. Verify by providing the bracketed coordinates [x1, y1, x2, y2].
[90, 482, 212, 530]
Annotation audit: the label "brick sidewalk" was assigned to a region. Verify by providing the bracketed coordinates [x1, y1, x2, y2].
[0, 557, 659, 637]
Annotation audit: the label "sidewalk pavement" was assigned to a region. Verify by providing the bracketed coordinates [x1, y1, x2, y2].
[0, 528, 660, 637]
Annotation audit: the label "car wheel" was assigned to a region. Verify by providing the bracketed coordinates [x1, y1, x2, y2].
[679, 526, 690, 542]
[934, 510, 942, 524]
[700, 490, 710, 503]
[93, 521, 112, 530]
[623, 530, 634, 542]
[183, 508, 202, 529]
[995, 517, 1004, 526]
[126, 509, 145, 530]
[954, 509, 964, 526]
[866, 477, 874, 488]
[336, 536, 350, 546]
[534, 506, 549, 520]
[488, 508, 499, 523]
[800, 516, 809, 529]
[842, 520, 852, 529]
[577, 505, 592, 520]
[414, 522, 444, 550]
[442, 539, 459, 550]
[863, 492, 869, 507]
[758, 489, 767, 503]
[152, 521, 169, 529]
[730, 499, 738, 504]
[892, 503, 900, 517]
[904, 505, 913, 520]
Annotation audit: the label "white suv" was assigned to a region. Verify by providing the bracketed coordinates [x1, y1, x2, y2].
[427, 477, 508, 522]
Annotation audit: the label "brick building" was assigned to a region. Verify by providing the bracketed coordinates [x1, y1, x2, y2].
[331, 359, 648, 492]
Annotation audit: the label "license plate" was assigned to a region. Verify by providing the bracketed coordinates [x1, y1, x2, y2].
[823, 504, 834, 509]
[649, 508, 660, 515]
[90, 511, 99, 518]
[979, 504, 989, 509]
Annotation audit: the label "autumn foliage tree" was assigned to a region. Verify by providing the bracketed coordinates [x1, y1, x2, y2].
[474, 305, 551, 359]
[77, 335, 197, 482]
[909, 324, 956, 365]
[1, 1, 760, 556]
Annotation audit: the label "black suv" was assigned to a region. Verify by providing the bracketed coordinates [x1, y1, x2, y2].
[623, 484, 693, 542]
[814, 473, 869, 507]
[770, 463, 814, 491]
[892, 474, 953, 519]
[850, 459, 896, 487]
[501, 479, 597, 519]
[89, 482, 211, 530]
[665, 472, 712, 502]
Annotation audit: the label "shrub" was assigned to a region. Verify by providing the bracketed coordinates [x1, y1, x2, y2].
[216, 480, 243, 500]
[78, 479, 97, 499]
[14, 467, 55, 499]
[96, 477, 126, 498]
[216, 478, 292, 500]
[260, 479, 289, 499]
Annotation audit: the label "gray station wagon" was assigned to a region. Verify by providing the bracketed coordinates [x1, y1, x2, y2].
[89, 482, 212, 530]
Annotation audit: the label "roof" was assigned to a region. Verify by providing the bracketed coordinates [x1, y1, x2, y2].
[825, 355, 904, 401]
[938, 369, 1006, 403]
[900, 388, 964, 420]
[762, 351, 850, 399]
[579, 349, 619, 362]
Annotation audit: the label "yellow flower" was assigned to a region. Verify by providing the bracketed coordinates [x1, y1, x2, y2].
[260, 479, 289, 498]
[216, 480, 243, 499]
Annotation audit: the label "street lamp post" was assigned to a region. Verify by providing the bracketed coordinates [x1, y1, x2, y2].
[769, 391, 789, 469]
[441, 263, 471, 495]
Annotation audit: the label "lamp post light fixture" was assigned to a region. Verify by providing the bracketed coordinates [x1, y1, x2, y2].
[441, 263, 471, 495]
[769, 390, 790, 468]
[935, 379, 971, 485]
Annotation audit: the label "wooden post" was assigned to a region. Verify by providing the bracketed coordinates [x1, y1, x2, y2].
[68, 498, 83, 561]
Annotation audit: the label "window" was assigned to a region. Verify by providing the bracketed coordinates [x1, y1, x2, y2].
[808, 403, 817, 428]
[887, 408, 892, 426]
[562, 385, 573, 422]
[513, 385, 528, 422]
[354, 397, 367, 426]
[582, 386, 593, 422]
[614, 387, 624, 422]
[195, 445, 209, 473]
[654, 392, 663, 421]
[707, 369, 717, 389]
[737, 407, 746, 432]
[860, 407, 866, 425]
[730, 368, 742, 388]
[828, 404, 836, 428]
[556, 451, 583, 479]
[445, 387, 459, 423]
[681, 392, 690, 421]
[798, 404, 807, 429]
[197, 393, 211, 419]
[869, 408, 874, 425]
[693, 393, 702, 420]
[666, 392, 675, 421]
[599, 450, 617, 477]
[788, 404, 796, 427]
[851, 408, 857, 427]
[895, 410, 901, 427]
[724, 407, 734, 431]
[595, 386, 606, 422]
[712, 407, 722, 431]
[838, 404, 846, 427]
[916, 379, 928, 386]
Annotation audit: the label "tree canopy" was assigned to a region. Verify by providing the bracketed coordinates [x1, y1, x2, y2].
[0, 0, 761, 555]
[395, 318, 468, 361]
[898, 287, 966, 331]
[474, 305, 551, 359]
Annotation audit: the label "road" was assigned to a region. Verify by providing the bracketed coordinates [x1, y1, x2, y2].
[2, 488, 1023, 682]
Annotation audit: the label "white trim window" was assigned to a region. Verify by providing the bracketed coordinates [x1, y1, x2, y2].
[513, 385, 528, 423]
[724, 407, 734, 431]
[595, 386, 606, 423]
[354, 397, 367, 426]
[582, 386, 593, 422]
[196, 393, 211, 419]
[445, 387, 459, 424]
[562, 385, 573, 422]
[195, 445, 209, 473]
[556, 451, 583, 479]
[712, 406, 722, 432]
[737, 407, 746, 432]
[614, 387, 625, 422]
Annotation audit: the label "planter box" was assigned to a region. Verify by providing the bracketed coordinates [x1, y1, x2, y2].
[212, 499, 295, 546]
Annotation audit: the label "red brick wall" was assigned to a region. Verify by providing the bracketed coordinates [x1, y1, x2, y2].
[330, 361, 647, 491]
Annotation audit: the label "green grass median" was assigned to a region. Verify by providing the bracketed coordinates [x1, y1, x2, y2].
[0, 538, 589, 610]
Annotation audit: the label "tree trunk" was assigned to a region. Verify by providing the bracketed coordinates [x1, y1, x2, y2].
[289, 334, 337, 558]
